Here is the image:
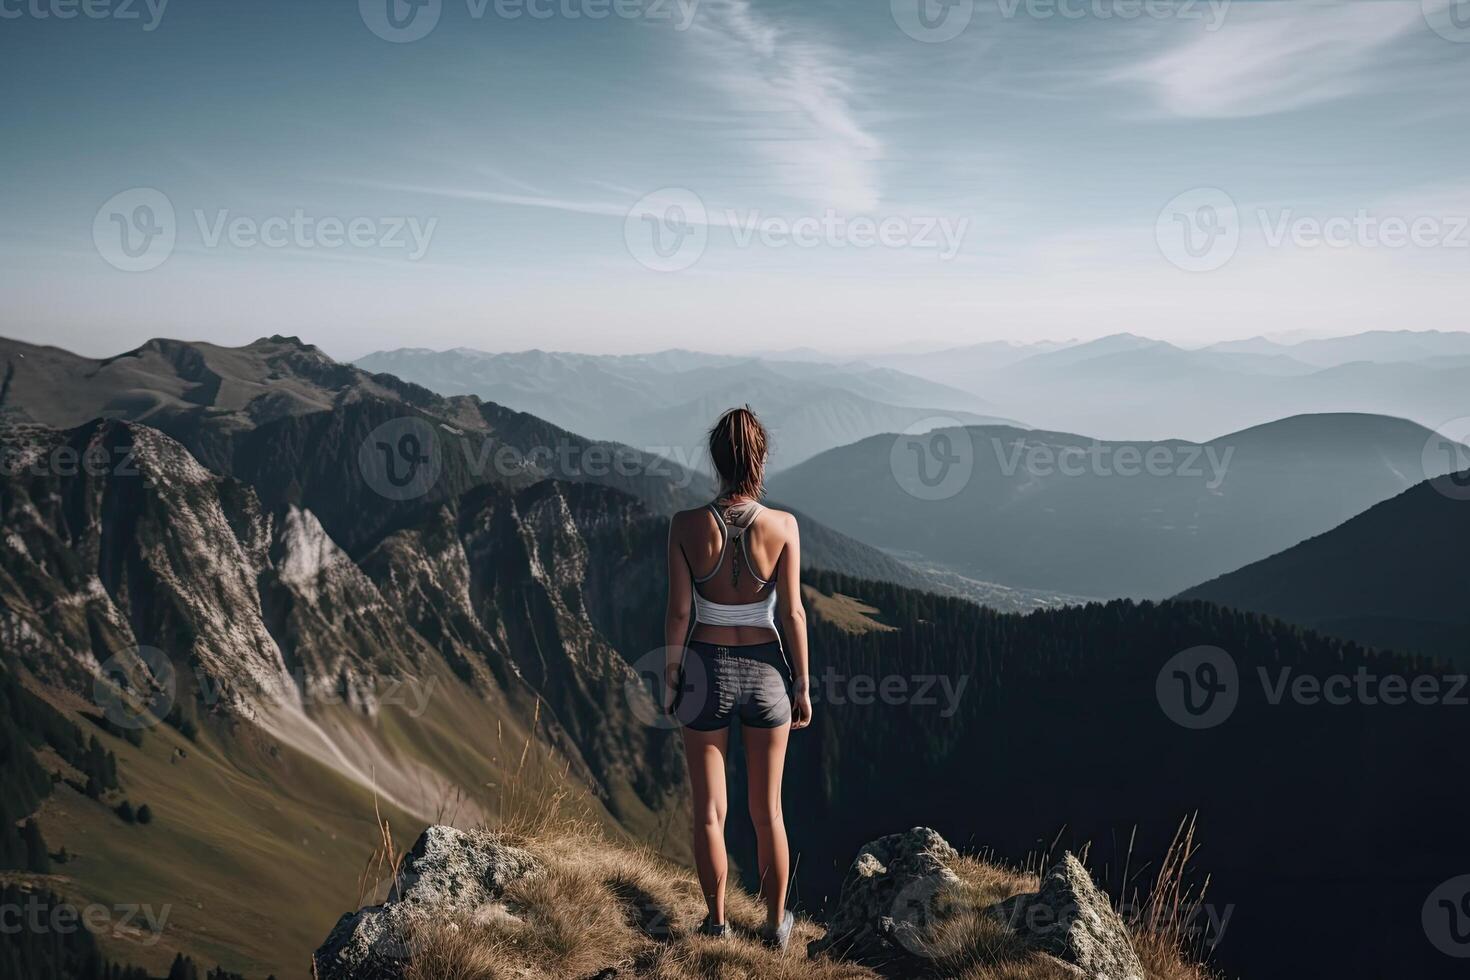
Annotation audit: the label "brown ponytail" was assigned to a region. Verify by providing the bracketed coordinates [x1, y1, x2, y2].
[708, 406, 768, 500]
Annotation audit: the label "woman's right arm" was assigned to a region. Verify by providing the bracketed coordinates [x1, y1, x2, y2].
[775, 513, 812, 729]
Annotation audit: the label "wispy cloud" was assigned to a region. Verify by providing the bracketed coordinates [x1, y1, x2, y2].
[341, 177, 630, 219]
[684, 0, 883, 211]
[1116, 2, 1428, 119]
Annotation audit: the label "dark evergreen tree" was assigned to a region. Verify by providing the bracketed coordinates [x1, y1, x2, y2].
[21, 819, 49, 873]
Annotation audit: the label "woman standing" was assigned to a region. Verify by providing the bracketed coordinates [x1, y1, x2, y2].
[663, 406, 813, 948]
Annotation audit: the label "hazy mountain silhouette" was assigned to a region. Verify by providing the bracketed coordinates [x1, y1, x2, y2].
[1179, 473, 1470, 665]
[1205, 328, 1470, 365]
[353, 347, 1018, 471]
[769, 413, 1464, 598]
[881, 329, 1470, 441]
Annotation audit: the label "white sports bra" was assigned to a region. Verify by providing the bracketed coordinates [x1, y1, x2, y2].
[691, 501, 778, 630]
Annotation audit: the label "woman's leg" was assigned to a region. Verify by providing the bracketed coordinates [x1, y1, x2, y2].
[743, 721, 791, 929]
[681, 726, 730, 924]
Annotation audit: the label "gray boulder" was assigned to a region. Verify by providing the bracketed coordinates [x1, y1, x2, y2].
[987, 853, 1144, 980]
[312, 825, 543, 980]
[388, 824, 543, 912]
[807, 826, 962, 966]
[313, 906, 408, 980]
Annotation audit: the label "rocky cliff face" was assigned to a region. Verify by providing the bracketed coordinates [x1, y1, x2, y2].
[0, 414, 685, 828]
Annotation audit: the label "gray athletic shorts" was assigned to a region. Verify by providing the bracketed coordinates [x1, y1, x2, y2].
[676, 640, 793, 731]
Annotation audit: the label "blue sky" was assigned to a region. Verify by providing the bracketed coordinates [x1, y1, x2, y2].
[2, 0, 1468, 359]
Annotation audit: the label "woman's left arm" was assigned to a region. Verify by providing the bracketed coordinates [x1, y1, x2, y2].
[664, 514, 693, 712]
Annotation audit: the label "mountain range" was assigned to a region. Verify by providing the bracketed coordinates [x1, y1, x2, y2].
[0, 335, 933, 584]
[355, 329, 1470, 453]
[862, 329, 1470, 442]
[3, 333, 1469, 979]
[352, 347, 1019, 472]
[768, 412, 1464, 599]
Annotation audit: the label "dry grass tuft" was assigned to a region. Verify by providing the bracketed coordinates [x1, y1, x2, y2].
[383, 719, 1217, 979]
[397, 829, 1216, 980]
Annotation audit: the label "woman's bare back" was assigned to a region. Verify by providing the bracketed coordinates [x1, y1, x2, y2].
[674, 500, 795, 647]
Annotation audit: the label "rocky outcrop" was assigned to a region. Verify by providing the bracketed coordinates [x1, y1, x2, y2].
[810, 829, 1143, 980]
[312, 826, 543, 980]
[988, 853, 1144, 980]
[807, 826, 962, 966]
